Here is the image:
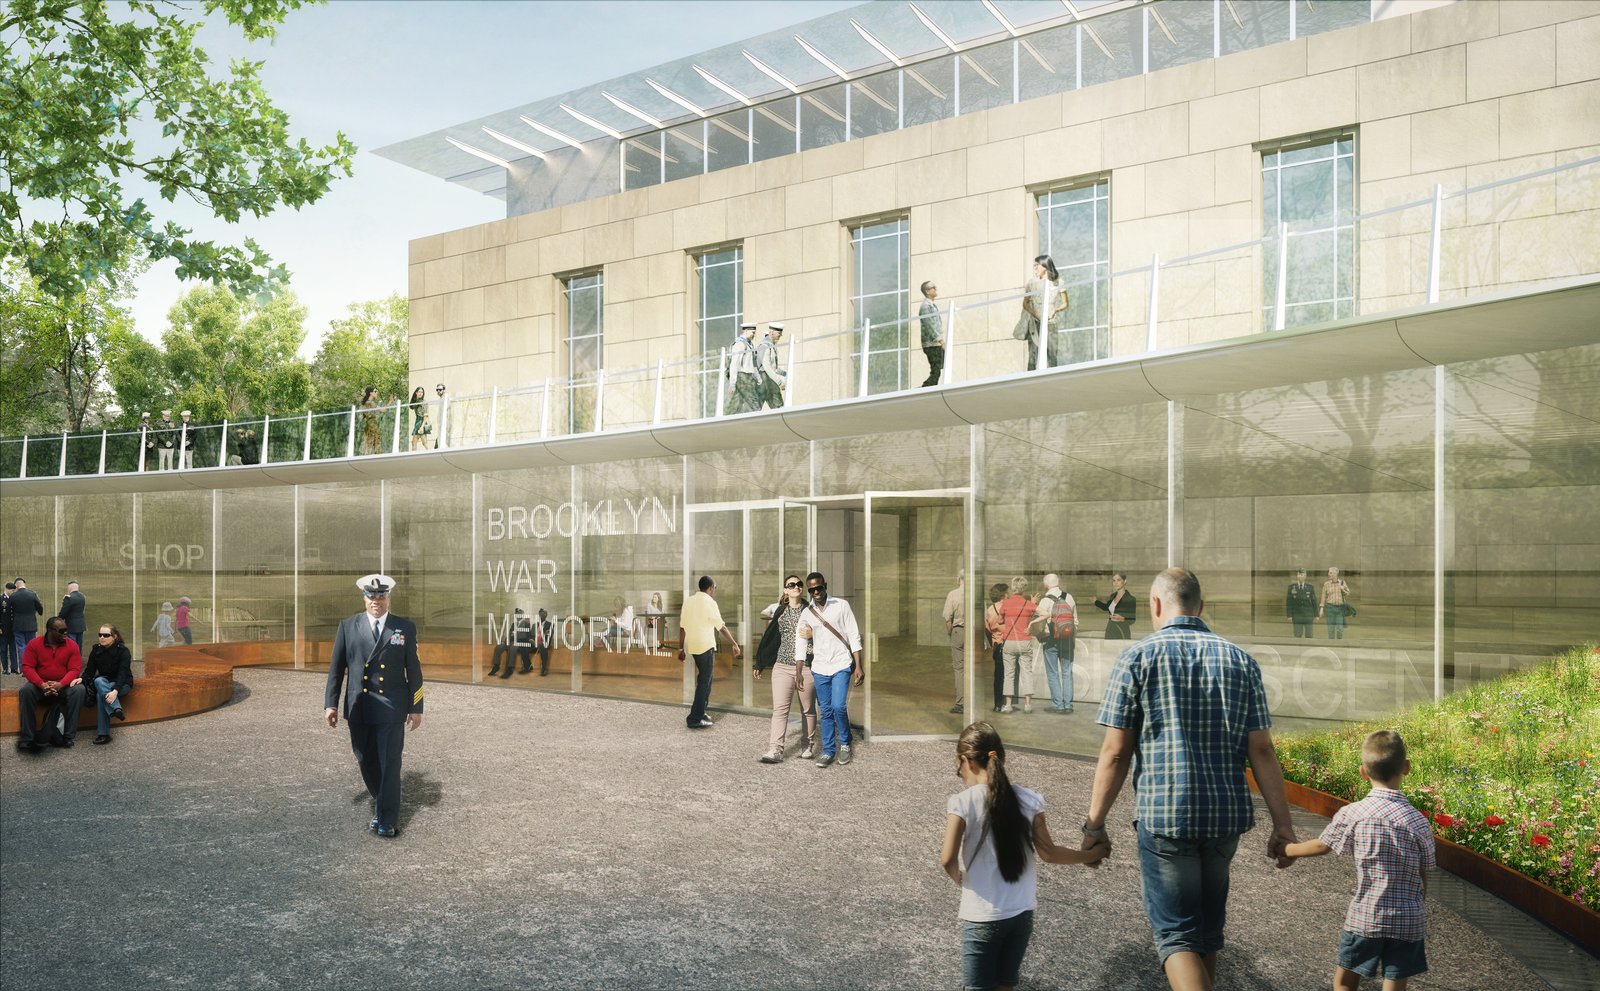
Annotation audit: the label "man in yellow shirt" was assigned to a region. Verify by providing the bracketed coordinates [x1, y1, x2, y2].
[678, 575, 741, 728]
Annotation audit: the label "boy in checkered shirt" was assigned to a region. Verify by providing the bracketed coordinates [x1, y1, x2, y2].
[1279, 730, 1436, 990]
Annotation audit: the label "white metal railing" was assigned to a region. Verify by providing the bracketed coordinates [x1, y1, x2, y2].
[2, 153, 1595, 481]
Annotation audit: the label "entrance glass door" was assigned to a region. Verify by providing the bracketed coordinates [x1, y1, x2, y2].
[685, 500, 812, 713]
[863, 489, 973, 738]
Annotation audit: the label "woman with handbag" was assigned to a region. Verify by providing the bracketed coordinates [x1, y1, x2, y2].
[74, 624, 133, 745]
[408, 387, 432, 452]
[1319, 567, 1353, 640]
[1017, 255, 1067, 371]
[753, 576, 817, 764]
[358, 386, 383, 455]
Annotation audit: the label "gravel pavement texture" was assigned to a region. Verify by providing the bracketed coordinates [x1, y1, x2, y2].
[0, 668, 1572, 990]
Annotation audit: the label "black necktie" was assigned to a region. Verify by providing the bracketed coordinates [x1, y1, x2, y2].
[373, 620, 382, 644]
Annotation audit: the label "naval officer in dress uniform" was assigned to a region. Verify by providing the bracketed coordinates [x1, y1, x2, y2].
[324, 574, 424, 838]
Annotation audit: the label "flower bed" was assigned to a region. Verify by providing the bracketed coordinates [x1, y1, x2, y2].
[1274, 645, 1599, 912]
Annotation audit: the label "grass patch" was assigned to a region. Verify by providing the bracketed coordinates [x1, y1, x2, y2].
[1274, 645, 1600, 911]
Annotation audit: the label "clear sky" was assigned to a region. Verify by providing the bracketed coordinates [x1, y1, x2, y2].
[130, 0, 859, 354]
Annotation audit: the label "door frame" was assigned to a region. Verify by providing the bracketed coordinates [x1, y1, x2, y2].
[863, 487, 975, 740]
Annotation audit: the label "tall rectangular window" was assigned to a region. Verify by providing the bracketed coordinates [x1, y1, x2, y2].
[1262, 133, 1356, 328]
[695, 246, 743, 417]
[562, 271, 603, 432]
[850, 217, 909, 394]
[1036, 178, 1111, 364]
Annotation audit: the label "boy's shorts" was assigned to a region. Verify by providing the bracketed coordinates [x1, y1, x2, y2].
[1338, 930, 1428, 980]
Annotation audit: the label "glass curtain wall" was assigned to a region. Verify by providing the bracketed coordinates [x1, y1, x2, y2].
[1036, 179, 1111, 365]
[563, 272, 604, 433]
[1263, 134, 1357, 328]
[695, 246, 744, 417]
[5, 344, 1596, 756]
[850, 217, 910, 395]
[1443, 343, 1600, 685]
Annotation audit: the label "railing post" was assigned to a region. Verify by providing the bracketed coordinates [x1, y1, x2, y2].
[1273, 221, 1290, 331]
[59, 430, 68, 477]
[1426, 182, 1444, 305]
[178, 425, 188, 470]
[715, 347, 729, 417]
[218, 418, 229, 466]
[785, 335, 798, 401]
[138, 427, 147, 473]
[439, 395, 450, 448]
[19, 435, 28, 479]
[652, 360, 665, 425]
[346, 405, 357, 457]
[261, 415, 270, 464]
[1034, 311, 1048, 372]
[540, 379, 551, 438]
[944, 299, 956, 385]
[98, 430, 107, 475]
[1146, 253, 1161, 352]
[594, 369, 605, 432]
[392, 399, 403, 453]
[488, 387, 499, 444]
[302, 410, 313, 461]
[858, 320, 872, 397]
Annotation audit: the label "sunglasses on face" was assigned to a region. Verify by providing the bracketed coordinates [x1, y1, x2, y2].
[784, 581, 802, 589]
[98, 632, 114, 638]
[807, 584, 827, 594]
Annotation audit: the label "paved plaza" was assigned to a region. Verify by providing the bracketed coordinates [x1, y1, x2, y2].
[2, 668, 1592, 990]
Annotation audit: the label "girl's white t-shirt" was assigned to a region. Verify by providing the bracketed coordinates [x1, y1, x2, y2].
[948, 783, 1043, 922]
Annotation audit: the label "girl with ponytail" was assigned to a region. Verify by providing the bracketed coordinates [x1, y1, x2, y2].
[939, 721, 1106, 991]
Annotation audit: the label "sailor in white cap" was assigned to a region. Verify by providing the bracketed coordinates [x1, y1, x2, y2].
[726, 323, 762, 414]
[324, 572, 424, 838]
[758, 323, 787, 409]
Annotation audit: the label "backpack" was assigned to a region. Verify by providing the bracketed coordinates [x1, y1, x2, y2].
[1032, 594, 1075, 643]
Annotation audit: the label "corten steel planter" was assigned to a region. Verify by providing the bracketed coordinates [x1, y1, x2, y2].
[1250, 770, 1600, 956]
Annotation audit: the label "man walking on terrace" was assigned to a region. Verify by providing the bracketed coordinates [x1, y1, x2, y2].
[325, 574, 424, 838]
[1081, 567, 1296, 991]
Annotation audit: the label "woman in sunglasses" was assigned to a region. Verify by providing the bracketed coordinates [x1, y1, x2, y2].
[753, 575, 817, 764]
[75, 624, 133, 745]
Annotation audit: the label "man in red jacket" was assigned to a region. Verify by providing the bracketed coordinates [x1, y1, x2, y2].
[17, 616, 85, 752]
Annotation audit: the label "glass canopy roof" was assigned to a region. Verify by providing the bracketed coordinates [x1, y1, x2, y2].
[374, 0, 1128, 197]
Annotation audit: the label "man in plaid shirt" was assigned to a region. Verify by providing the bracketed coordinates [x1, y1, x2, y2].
[1081, 568, 1297, 991]
[1279, 730, 1435, 987]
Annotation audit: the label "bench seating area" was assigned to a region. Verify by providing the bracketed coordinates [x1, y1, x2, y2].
[0, 642, 277, 736]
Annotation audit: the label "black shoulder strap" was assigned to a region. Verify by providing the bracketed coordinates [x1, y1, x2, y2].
[805, 601, 851, 649]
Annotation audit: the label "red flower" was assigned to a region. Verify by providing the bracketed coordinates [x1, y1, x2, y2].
[1484, 815, 1505, 827]
[1434, 813, 1456, 828]
[1531, 834, 1552, 848]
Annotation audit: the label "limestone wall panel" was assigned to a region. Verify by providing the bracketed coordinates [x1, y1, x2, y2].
[1309, 12, 1412, 74]
[1358, 46, 1466, 120]
[1556, 15, 1600, 84]
[1260, 68, 1357, 139]
[1103, 104, 1188, 170]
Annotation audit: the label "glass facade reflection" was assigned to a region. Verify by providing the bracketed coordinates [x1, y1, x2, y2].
[5, 343, 1595, 757]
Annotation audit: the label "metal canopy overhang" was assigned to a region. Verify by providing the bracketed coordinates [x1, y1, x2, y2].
[7, 279, 1596, 499]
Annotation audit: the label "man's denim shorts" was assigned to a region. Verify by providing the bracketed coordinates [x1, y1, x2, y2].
[1338, 930, 1428, 980]
[1135, 824, 1241, 964]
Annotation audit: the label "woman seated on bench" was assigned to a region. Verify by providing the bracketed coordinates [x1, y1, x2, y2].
[76, 624, 133, 745]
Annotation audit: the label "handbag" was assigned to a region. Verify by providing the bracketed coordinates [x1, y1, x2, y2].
[1343, 603, 1357, 618]
[1011, 313, 1032, 341]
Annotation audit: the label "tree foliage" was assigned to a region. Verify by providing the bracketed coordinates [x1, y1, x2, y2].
[309, 293, 410, 411]
[0, 0, 356, 302]
[0, 261, 134, 435]
[105, 283, 311, 422]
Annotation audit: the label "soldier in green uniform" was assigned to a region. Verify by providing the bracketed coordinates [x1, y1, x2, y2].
[1285, 568, 1317, 638]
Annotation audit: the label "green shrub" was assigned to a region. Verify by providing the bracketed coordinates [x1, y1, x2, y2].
[1275, 645, 1600, 911]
